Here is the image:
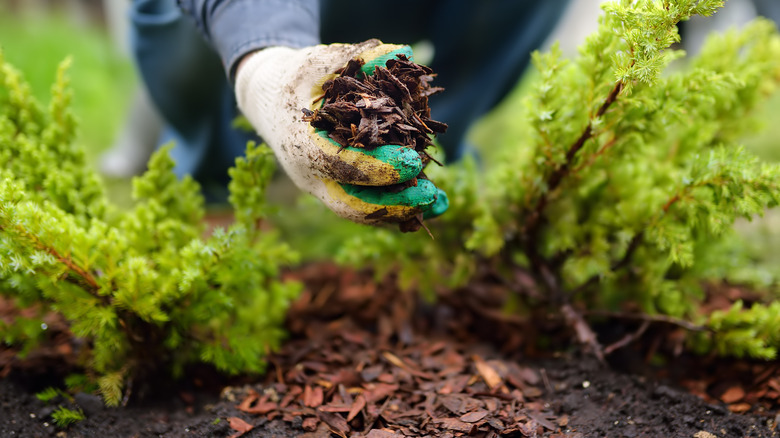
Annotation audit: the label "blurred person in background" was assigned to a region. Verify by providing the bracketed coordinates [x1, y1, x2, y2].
[99, 0, 163, 178]
[105, 0, 570, 223]
[100, 0, 779, 224]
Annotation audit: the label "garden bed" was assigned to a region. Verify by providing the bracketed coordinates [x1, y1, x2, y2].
[2, 263, 777, 437]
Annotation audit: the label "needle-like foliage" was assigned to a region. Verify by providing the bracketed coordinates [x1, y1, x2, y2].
[338, 0, 780, 359]
[0, 54, 299, 405]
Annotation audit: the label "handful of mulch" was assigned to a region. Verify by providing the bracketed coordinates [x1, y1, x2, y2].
[303, 53, 447, 232]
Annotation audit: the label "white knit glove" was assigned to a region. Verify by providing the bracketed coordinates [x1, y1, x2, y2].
[235, 39, 447, 225]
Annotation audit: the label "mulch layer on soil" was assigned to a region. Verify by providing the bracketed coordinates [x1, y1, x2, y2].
[2, 263, 779, 437]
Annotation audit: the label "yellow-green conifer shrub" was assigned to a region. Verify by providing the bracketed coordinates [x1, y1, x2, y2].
[339, 1, 780, 358]
[0, 54, 300, 405]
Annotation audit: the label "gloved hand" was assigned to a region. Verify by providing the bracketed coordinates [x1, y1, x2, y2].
[235, 39, 448, 225]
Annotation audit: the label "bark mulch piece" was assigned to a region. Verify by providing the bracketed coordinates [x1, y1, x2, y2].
[304, 54, 446, 154]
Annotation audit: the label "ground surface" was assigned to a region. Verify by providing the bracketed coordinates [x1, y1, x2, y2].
[1, 263, 779, 438]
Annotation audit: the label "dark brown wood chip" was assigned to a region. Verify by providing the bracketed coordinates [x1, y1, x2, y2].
[303, 54, 446, 154]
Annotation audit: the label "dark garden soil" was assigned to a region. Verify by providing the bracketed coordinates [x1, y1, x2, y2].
[2, 262, 779, 438]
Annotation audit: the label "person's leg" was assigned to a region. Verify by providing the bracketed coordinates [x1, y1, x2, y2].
[100, 86, 163, 178]
[320, 0, 570, 162]
[130, 0, 255, 198]
[425, 0, 570, 161]
[100, 0, 161, 177]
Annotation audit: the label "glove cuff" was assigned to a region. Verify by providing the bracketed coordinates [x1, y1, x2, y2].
[235, 46, 305, 140]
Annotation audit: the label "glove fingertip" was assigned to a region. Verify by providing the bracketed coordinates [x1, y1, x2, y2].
[364, 145, 422, 183]
[341, 178, 436, 209]
[423, 188, 449, 219]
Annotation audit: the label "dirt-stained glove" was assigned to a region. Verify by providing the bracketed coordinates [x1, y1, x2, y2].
[235, 39, 448, 225]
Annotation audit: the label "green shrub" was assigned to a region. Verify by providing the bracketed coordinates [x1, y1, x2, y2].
[338, 0, 780, 358]
[0, 53, 300, 405]
[51, 406, 85, 427]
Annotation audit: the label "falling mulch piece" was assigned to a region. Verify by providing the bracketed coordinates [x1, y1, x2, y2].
[303, 54, 448, 232]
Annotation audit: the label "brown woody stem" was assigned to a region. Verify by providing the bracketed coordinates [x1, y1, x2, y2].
[4, 223, 101, 296]
[524, 80, 624, 238]
[513, 80, 625, 361]
[584, 309, 710, 333]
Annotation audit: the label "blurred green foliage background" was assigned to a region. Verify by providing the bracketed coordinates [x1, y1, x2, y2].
[0, 8, 135, 162]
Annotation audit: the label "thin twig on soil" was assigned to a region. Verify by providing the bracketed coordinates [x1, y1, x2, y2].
[562, 303, 605, 362]
[539, 263, 605, 362]
[603, 320, 651, 355]
[584, 309, 711, 333]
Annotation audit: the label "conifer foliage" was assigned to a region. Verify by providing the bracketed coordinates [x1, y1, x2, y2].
[339, 0, 780, 358]
[0, 54, 299, 405]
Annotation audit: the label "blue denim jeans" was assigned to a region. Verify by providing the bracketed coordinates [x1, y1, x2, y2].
[131, 0, 259, 199]
[130, 0, 570, 195]
[753, 0, 780, 22]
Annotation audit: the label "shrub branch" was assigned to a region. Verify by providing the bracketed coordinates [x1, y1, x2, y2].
[1, 223, 101, 296]
[511, 80, 625, 358]
[523, 80, 624, 239]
